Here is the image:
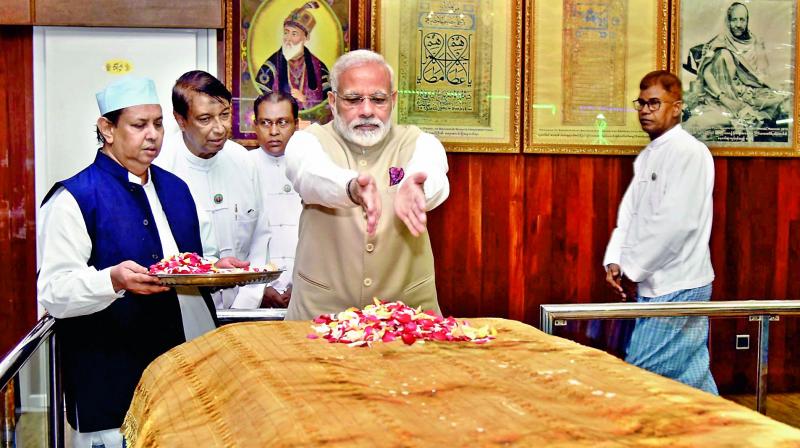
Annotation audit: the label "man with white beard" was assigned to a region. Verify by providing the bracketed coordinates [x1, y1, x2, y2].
[283, 49, 450, 321]
[254, 1, 330, 111]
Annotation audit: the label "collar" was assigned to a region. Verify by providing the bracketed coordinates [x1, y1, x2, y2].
[179, 135, 220, 170]
[262, 150, 285, 165]
[647, 124, 683, 150]
[94, 150, 151, 186]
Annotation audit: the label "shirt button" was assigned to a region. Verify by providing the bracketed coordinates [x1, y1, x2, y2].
[363, 278, 372, 287]
[358, 159, 367, 167]
[152, 254, 160, 260]
[365, 243, 375, 253]
[143, 219, 149, 226]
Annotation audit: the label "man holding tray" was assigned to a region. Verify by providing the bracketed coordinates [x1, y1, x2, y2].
[36, 77, 231, 447]
[156, 70, 271, 310]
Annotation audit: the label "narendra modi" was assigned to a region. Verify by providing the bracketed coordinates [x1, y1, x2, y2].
[282, 49, 451, 321]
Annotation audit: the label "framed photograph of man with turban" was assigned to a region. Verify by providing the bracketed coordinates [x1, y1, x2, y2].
[371, 0, 522, 153]
[673, 0, 799, 156]
[226, 0, 363, 144]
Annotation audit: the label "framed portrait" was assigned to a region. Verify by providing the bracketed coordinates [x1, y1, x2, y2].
[225, 0, 364, 144]
[371, 0, 522, 153]
[524, 0, 670, 155]
[673, 0, 799, 156]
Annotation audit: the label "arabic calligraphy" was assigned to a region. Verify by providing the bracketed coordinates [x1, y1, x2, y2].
[419, 32, 472, 86]
[562, 0, 628, 126]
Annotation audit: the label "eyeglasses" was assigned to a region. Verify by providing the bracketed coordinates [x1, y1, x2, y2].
[257, 118, 293, 129]
[632, 98, 681, 112]
[333, 91, 393, 109]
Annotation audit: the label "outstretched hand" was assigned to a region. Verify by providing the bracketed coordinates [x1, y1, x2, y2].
[349, 174, 382, 236]
[110, 260, 169, 295]
[394, 172, 428, 237]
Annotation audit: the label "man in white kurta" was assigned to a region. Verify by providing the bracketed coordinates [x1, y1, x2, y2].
[604, 70, 717, 394]
[155, 70, 270, 309]
[251, 92, 302, 307]
[284, 50, 449, 321]
[37, 76, 218, 448]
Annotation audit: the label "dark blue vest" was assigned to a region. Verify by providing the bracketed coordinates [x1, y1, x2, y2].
[43, 151, 216, 432]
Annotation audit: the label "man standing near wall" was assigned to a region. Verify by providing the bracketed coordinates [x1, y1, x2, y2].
[284, 49, 450, 320]
[251, 91, 301, 308]
[603, 70, 718, 394]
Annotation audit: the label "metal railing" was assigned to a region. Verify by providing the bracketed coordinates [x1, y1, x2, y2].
[540, 299, 800, 415]
[0, 314, 61, 447]
[0, 308, 287, 447]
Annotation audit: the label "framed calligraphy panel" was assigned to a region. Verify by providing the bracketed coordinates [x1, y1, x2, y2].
[673, 0, 799, 156]
[225, 0, 366, 145]
[525, 0, 669, 155]
[371, 0, 522, 153]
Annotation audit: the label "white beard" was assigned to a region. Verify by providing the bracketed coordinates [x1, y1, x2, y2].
[282, 42, 304, 61]
[333, 109, 391, 148]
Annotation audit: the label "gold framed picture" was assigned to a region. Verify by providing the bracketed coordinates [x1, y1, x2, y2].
[524, 0, 670, 155]
[371, 0, 522, 153]
[672, 0, 799, 157]
[225, 0, 368, 145]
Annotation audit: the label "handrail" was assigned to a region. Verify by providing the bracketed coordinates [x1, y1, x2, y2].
[217, 308, 287, 324]
[540, 300, 800, 332]
[539, 299, 800, 415]
[0, 315, 55, 389]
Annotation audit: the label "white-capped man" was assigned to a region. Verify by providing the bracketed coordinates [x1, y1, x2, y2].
[156, 70, 270, 309]
[37, 76, 221, 447]
[604, 70, 717, 394]
[284, 49, 450, 320]
[250, 91, 301, 307]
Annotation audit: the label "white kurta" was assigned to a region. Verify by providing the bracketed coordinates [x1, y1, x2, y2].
[603, 124, 715, 297]
[37, 169, 215, 448]
[250, 149, 302, 293]
[285, 130, 450, 209]
[156, 132, 271, 309]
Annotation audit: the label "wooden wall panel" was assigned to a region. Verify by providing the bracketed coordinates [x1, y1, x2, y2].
[0, 0, 31, 24]
[0, 26, 37, 357]
[431, 153, 800, 394]
[34, 0, 223, 28]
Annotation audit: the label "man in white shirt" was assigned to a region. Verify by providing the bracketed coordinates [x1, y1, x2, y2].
[251, 91, 301, 307]
[156, 70, 270, 309]
[284, 49, 450, 320]
[604, 70, 717, 394]
[37, 76, 228, 447]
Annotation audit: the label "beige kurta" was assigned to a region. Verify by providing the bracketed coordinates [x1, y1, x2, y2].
[286, 123, 441, 320]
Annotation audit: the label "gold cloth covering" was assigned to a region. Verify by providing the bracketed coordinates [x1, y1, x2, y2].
[123, 319, 800, 447]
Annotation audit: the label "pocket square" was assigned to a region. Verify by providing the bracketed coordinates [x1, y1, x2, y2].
[389, 167, 404, 186]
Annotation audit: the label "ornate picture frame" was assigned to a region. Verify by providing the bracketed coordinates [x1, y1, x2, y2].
[225, 0, 367, 145]
[672, 0, 799, 157]
[524, 0, 670, 155]
[371, 0, 522, 153]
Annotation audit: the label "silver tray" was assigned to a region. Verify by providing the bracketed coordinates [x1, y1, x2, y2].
[153, 269, 284, 287]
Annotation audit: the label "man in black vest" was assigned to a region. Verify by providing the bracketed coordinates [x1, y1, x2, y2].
[37, 76, 238, 447]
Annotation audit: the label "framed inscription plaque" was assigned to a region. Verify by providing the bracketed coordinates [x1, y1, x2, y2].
[372, 0, 522, 153]
[525, 0, 670, 155]
[673, 0, 799, 157]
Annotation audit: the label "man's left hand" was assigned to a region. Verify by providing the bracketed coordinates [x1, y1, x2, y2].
[215, 257, 250, 269]
[260, 286, 288, 308]
[394, 172, 428, 237]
